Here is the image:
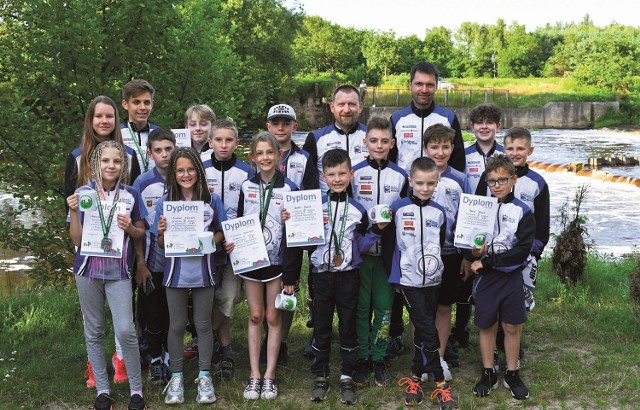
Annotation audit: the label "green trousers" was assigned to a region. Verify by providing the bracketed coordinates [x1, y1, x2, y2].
[356, 255, 394, 361]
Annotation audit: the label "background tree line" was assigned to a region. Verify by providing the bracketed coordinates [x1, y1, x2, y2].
[0, 0, 638, 282]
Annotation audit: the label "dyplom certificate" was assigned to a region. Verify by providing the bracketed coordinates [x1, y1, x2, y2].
[222, 213, 271, 275]
[171, 129, 192, 148]
[453, 194, 498, 249]
[283, 189, 325, 247]
[80, 202, 126, 258]
[163, 201, 205, 257]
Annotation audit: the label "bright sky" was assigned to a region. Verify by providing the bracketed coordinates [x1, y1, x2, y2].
[296, 0, 638, 37]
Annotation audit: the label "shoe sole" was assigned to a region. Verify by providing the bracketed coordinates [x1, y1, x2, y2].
[503, 381, 529, 400]
[164, 398, 184, 405]
[473, 380, 500, 397]
[404, 399, 423, 406]
[310, 385, 330, 401]
[196, 396, 217, 404]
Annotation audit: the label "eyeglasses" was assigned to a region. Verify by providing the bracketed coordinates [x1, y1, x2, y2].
[486, 176, 513, 187]
[176, 168, 197, 176]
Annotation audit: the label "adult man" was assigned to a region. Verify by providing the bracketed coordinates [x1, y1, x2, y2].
[389, 62, 465, 174]
[303, 85, 368, 194]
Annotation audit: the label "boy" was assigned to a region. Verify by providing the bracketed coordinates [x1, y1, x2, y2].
[423, 124, 468, 381]
[388, 157, 459, 409]
[467, 155, 534, 400]
[464, 103, 503, 195]
[185, 104, 216, 155]
[121, 79, 158, 175]
[283, 149, 385, 405]
[201, 119, 254, 380]
[132, 128, 176, 384]
[351, 116, 408, 387]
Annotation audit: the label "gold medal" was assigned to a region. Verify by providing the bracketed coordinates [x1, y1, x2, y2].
[333, 253, 343, 266]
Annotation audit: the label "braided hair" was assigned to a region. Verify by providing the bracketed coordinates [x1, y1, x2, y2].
[165, 147, 211, 203]
[89, 141, 130, 190]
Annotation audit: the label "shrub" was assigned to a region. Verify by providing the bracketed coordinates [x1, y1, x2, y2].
[552, 184, 589, 284]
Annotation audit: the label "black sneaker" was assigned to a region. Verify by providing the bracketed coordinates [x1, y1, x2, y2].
[443, 341, 460, 367]
[217, 355, 234, 381]
[399, 374, 423, 406]
[127, 393, 146, 410]
[353, 359, 371, 387]
[373, 360, 393, 387]
[385, 335, 404, 360]
[277, 342, 288, 366]
[303, 338, 315, 358]
[93, 393, 113, 410]
[306, 314, 314, 328]
[473, 368, 499, 397]
[310, 376, 330, 401]
[431, 381, 458, 410]
[339, 378, 357, 405]
[503, 369, 529, 400]
[148, 360, 169, 385]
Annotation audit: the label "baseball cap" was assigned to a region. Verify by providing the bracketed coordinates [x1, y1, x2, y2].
[267, 104, 296, 121]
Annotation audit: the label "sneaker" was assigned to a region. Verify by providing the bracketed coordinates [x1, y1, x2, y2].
[353, 359, 371, 387]
[277, 342, 289, 366]
[127, 393, 146, 410]
[243, 377, 261, 400]
[182, 337, 198, 360]
[373, 361, 393, 386]
[149, 360, 169, 385]
[85, 360, 96, 388]
[473, 368, 499, 397]
[306, 314, 314, 328]
[163, 374, 185, 404]
[303, 339, 315, 358]
[385, 335, 404, 360]
[493, 349, 500, 373]
[195, 374, 217, 404]
[398, 374, 424, 406]
[503, 369, 529, 400]
[112, 353, 128, 383]
[339, 378, 357, 405]
[310, 376, 330, 401]
[217, 354, 234, 381]
[430, 381, 458, 410]
[261, 378, 278, 400]
[94, 393, 112, 410]
[444, 341, 460, 367]
[440, 357, 453, 381]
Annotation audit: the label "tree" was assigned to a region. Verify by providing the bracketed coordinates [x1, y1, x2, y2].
[498, 24, 543, 77]
[361, 30, 398, 79]
[423, 27, 458, 77]
[393, 34, 425, 74]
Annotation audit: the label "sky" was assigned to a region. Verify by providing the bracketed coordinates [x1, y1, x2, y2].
[295, 0, 638, 37]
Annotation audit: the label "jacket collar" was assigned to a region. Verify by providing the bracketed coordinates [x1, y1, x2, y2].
[410, 101, 435, 118]
[409, 193, 431, 207]
[211, 153, 238, 171]
[333, 122, 360, 135]
[366, 156, 389, 170]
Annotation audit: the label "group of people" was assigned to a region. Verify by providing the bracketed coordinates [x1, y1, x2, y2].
[64, 61, 549, 410]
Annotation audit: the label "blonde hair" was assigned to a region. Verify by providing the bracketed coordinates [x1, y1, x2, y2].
[89, 141, 130, 189]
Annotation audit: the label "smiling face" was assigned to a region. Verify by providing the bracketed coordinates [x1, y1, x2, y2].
[504, 136, 534, 167]
[174, 157, 198, 192]
[250, 141, 279, 176]
[187, 113, 213, 148]
[323, 162, 353, 194]
[266, 117, 298, 147]
[409, 169, 438, 201]
[365, 128, 394, 163]
[410, 71, 437, 109]
[424, 139, 453, 172]
[99, 147, 123, 188]
[92, 103, 116, 141]
[122, 91, 153, 130]
[486, 167, 517, 201]
[472, 119, 500, 146]
[330, 90, 363, 131]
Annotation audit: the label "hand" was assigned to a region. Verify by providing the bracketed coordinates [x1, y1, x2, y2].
[472, 244, 486, 258]
[67, 194, 79, 211]
[281, 208, 291, 223]
[135, 262, 152, 290]
[282, 284, 295, 295]
[376, 221, 390, 230]
[470, 259, 484, 275]
[158, 216, 167, 234]
[117, 213, 132, 231]
[460, 258, 473, 281]
[223, 241, 235, 254]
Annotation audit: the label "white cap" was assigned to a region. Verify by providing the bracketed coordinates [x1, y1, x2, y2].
[267, 104, 296, 121]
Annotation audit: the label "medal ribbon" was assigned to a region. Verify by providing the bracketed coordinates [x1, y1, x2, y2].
[258, 176, 276, 231]
[95, 186, 121, 248]
[127, 122, 149, 172]
[327, 192, 349, 258]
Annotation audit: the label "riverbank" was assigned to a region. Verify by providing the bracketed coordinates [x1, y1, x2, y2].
[1, 256, 638, 409]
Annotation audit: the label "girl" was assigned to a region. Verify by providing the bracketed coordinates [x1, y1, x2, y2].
[152, 147, 225, 405]
[225, 132, 297, 400]
[66, 141, 147, 410]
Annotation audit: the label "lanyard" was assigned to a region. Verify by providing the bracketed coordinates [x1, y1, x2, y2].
[327, 192, 349, 254]
[95, 186, 121, 250]
[258, 176, 276, 230]
[127, 122, 149, 172]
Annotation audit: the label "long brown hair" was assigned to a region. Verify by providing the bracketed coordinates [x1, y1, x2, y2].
[76, 96, 124, 187]
[165, 147, 211, 203]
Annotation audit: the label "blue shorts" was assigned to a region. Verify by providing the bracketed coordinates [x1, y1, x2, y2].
[473, 270, 527, 329]
[438, 252, 463, 306]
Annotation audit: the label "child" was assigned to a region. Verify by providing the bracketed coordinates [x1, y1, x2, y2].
[351, 116, 408, 387]
[284, 148, 385, 405]
[464, 103, 504, 195]
[121, 79, 158, 175]
[66, 141, 147, 410]
[152, 147, 225, 405]
[467, 155, 534, 401]
[202, 119, 254, 380]
[389, 157, 459, 409]
[226, 132, 297, 400]
[185, 104, 216, 155]
[132, 128, 176, 385]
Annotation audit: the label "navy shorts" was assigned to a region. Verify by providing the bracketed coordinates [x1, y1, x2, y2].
[473, 269, 527, 329]
[438, 252, 463, 306]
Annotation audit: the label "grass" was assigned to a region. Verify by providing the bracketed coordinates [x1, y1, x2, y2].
[1, 255, 639, 409]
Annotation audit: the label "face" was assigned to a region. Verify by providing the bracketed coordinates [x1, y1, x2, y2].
[410, 71, 437, 109]
[330, 90, 363, 130]
[92, 103, 116, 141]
[209, 128, 238, 161]
[486, 168, 517, 200]
[99, 147, 123, 186]
[174, 157, 198, 191]
[250, 141, 279, 174]
[409, 169, 438, 201]
[323, 162, 354, 193]
[365, 128, 395, 163]
[122, 92, 153, 128]
[148, 140, 174, 171]
[472, 119, 500, 144]
[504, 137, 533, 167]
[424, 139, 453, 170]
[187, 114, 213, 147]
[266, 118, 298, 146]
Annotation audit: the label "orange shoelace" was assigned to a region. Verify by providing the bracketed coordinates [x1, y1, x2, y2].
[398, 376, 424, 397]
[431, 383, 455, 402]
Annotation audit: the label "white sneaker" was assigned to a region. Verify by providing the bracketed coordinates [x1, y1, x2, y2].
[195, 374, 216, 404]
[260, 378, 278, 400]
[440, 357, 453, 381]
[164, 374, 185, 404]
[243, 377, 261, 400]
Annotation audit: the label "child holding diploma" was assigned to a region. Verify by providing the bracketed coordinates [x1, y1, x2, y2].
[152, 147, 225, 405]
[226, 132, 297, 400]
[66, 141, 147, 410]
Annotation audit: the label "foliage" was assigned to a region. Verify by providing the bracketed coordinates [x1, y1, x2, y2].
[629, 255, 640, 318]
[552, 185, 589, 285]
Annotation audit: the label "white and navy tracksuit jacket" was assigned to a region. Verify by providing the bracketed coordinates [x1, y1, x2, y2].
[202, 153, 254, 220]
[464, 141, 504, 194]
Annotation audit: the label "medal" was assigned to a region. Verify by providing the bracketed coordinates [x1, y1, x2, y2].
[327, 192, 349, 270]
[101, 238, 113, 252]
[95, 184, 121, 254]
[333, 253, 343, 266]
